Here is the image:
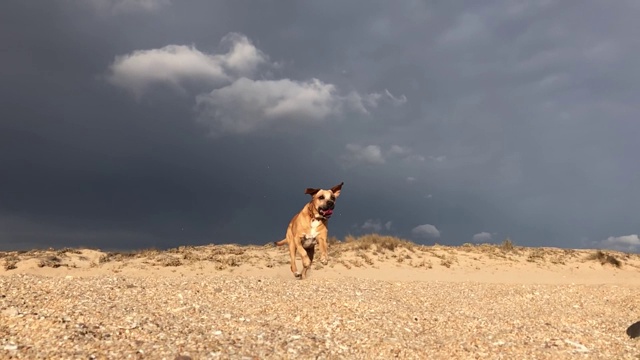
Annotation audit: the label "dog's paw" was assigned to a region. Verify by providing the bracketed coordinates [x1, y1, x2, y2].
[320, 257, 328, 265]
[294, 272, 302, 278]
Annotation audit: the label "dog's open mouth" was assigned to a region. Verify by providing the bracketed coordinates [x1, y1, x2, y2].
[319, 208, 334, 218]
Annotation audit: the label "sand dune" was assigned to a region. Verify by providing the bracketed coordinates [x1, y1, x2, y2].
[2, 237, 639, 284]
[1, 235, 639, 359]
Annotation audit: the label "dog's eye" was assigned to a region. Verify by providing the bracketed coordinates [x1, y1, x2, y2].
[330, 196, 335, 201]
[318, 195, 325, 200]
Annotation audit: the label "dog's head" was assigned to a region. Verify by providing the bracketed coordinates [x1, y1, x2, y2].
[305, 182, 343, 219]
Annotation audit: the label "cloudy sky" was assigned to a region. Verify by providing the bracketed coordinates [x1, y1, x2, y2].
[1, 0, 639, 252]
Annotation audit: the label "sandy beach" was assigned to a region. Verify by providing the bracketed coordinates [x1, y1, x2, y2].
[1, 235, 639, 359]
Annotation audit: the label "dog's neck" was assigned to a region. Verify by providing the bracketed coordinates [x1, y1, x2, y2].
[307, 203, 328, 222]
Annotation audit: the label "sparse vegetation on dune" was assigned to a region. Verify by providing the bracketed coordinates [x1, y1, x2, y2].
[500, 237, 515, 252]
[99, 251, 142, 264]
[0, 234, 638, 272]
[586, 250, 622, 268]
[38, 255, 64, 268]
[340, 233, 416, 252]
[3, 255, 19, 270]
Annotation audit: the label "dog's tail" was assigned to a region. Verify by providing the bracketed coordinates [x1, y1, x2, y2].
[274, 239, 287, 246]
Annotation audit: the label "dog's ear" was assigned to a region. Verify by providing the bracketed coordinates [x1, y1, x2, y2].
[305, 188, 320, 196]
[331, 182, 344, 197]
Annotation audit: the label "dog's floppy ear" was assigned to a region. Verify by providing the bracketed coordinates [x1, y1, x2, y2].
[305, 188, 320, 196]
[331, 182, 344, 197]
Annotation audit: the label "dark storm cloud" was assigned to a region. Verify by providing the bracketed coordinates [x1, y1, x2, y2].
[1, 0, 639, 252]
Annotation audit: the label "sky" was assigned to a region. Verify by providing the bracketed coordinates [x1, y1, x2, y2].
[1, 0, 639, 252]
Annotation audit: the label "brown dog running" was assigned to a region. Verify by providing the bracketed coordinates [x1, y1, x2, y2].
[274, 182, 344, 279]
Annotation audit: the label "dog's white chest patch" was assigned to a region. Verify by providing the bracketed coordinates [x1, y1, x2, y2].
[309, 219, 321, 238]
[301, 219, 322, 248]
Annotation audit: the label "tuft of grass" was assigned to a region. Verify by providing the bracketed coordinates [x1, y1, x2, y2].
[411, 258, 433, 269]
[38, 255, 63, 268]
[527, 248, 546, 262]
[157, 255, 182, 267]
[500, 237, 515, 252]
[460, 243, 475, 252]
[224, 255, 241, 267]
[56, 248, 82, 256]
[586, 250, 622, 268]
[440, 258, 453, 268]
[99, 249, 151, 264]
[4, 256, 18, 270]
[356, 251, 374, 266]
[349, 259, 364, 267]
[344, 234, 415, 252]
[207, 253, 243, 267]
[182, 251, 203, 262]
[550, 255, 566, 265]
[327, 236, 341, 246]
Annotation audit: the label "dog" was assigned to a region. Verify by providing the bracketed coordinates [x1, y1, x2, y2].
[274, 182, 343, 279]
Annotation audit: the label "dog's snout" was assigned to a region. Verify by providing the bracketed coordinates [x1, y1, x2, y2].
[326, 200, 335, 208]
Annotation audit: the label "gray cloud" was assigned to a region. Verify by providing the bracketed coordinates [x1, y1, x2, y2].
[1, 0, 639, 251]
[472, 232, 493, 243]
[411, 224, 441, 239]
[72, 0, 171, 14]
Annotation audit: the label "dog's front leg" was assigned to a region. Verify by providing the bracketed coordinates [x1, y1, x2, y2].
[296, 243, 312, 279]
[317, 235, 329, 265]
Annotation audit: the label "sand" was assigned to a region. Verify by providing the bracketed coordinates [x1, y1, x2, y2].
[1, 237, 639, 359]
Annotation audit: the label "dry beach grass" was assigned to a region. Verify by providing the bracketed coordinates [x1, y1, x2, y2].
[1, 235, 640, 359]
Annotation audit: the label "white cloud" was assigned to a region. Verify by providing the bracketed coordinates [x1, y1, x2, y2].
[599, 234, 640, 252]
[340, 144, 425, 167]
[384, 89, 408, 106]
[472, 231, 493, 243]
[405, 154, 426, 163]
[384, 221, 392, 231]
[107, 33, 267, 97]
[341, 144, 386, 165]
[357, 219, 392, 233]
[361, 219, 383, 232]
[388, 145, 411, 156]
[345, 92, 383, 114]
[107, 32, 403, 135]
[389, 146, 426, 163]
[344, 89, 407, 114]
[429, 155, 447, 162]
[406, 176, 417, 183]
[411, 224, 441, 238]
[218, 33, 269, 77]
[195, 78, 340, 135]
